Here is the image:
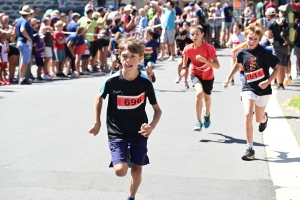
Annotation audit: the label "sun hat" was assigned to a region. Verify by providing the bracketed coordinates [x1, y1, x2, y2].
[124, 5, 132, 12]
[38, 33, 45, 38]
[19, 5, 34, 15]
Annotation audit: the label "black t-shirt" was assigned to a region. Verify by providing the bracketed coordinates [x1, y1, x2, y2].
[176, 36, 193, 55]
[111, 25, 120, 34]
[267, 18, 284, 44]
[100, 70, 157, 142]
[237, 45, 280, 96]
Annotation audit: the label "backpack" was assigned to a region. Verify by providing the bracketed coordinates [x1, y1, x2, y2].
[279, 4, 296, 43]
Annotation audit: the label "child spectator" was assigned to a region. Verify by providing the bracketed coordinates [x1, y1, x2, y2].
[99, 19, 113, 72]
[0, 40, 9, 85]
[34, 33, 46, 80]
[175, 28, 193, 89]
[81, 39, 91, 75]
[108, 32, 122, 75]
[144, 29, 160, 82]
[138, 8, 148, 40]
[53, 20, 67, 77]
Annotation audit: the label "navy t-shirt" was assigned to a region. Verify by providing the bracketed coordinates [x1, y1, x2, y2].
[223, 6, 234, 23]
[175, 6, 182, 17]
[66, 33, 85, 46]
[68, 21, 79, 32]
[144, 39, 160, 66]
[16, 16, 33, 43]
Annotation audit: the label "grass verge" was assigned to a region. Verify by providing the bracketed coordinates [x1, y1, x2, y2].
[289, 96, 300, 110]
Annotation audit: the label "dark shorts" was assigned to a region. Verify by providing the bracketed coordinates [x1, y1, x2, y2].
[98, 39, 103, 50]
[273, 46, 288, 66]
[191, 74, 214, 95]
[81, 54, 89, 60]
[100, 38, 110, 47]
[8, 45, 20, 57]
[35, 57, 44, 67]
[108, 139, 149, 167]
[65, 45, 73, 59]
[89, 41, 98, 58]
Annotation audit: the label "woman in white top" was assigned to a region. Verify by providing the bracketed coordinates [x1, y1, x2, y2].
[243, 1, 254, 28]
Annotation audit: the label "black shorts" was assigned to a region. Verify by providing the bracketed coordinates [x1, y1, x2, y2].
[65, 45, 73, 59]
[98, 39, 103, 50]
[191, 74, 214, 95]
[8, 45, 20, 57]
[100, 38, 110, 47]
[89, 41, 98, 58]
[35, 57, 44, 67]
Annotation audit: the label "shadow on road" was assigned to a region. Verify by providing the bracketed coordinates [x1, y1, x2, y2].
[155, 89, 188, 93]
[254, 151, 300, 163]
[269, 116, 299, 119]
[199, 132, 266, 147]
[0, 90, 15, 93]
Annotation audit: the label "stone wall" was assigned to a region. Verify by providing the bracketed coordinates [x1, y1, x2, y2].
[0, 0, 87, 21]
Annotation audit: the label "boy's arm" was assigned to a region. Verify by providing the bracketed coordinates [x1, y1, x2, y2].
[223, 62, 242, 88]
[88, 95, 103, 136]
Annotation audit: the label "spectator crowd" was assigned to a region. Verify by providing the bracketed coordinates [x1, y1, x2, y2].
[0, 0, 299, 89]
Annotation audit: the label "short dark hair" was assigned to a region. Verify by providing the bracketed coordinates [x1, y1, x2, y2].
[146, 29, 154, 36]
[179, 28, 187, 36]
[190, 25, 203, 33]
[33, 6, 39, 10]
[168, 1, 174, 8]
[86, 9, 93, 15]
[114, 16, 121, 25]
[197, 0, 204, 7]
[183, 21, 190, 27]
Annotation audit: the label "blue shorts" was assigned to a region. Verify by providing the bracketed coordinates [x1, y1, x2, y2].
[17, 41, 32, 64]
[108, 139, 149, 167]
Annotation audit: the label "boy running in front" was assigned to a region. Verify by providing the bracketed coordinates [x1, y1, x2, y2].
[88, 37, 162, 200]
[180, 25, 220, 131]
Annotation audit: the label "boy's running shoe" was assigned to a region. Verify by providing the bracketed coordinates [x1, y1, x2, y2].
[203, 109, 211, 128]
[193, 122, 203, 132]
[258, 112, 268, 132]
[241, 148, 255, 161]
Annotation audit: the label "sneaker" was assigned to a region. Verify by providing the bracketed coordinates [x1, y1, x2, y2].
[175, 76, 181, 83]
[9, 78, 19, 84]
[93, 67, 100, 73]
[184, 81, 189, 89]
[167, 56, 174, 61]
[193, 121, 203, 131]
[203, 109, 211, 128]
[296, 73, 300, 79]
[230, 79, 234, 85]
[4, 80, 10, 85]
[71, 72, 79, 79]
[157, 55, 163, 61]
[44, 74, 52, 80]
[283, 78, 292, 85]
[37, 76, 44, 81]
[82, 70, 91, 75]
[241, 148, 255, 161]
[0, 80, 6, 85]
[30, 74, 36, 81]
[258, 112, 268, 132]
[19, 79, 32, 85]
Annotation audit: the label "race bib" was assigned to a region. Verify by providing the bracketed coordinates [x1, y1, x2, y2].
[117, 93, 145, 109]
[144, 47, 153, 54]
[245, 68, 265, 83]
[114, 49, 119, 55]
[41, 52, 44, 58]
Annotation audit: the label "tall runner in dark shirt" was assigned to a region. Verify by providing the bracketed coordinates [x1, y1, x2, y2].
[89, 37, 162, 200]
[175, 28, 192, 88]
[223, 24, 280, 161]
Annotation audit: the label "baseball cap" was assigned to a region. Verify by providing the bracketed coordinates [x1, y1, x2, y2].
[45, 9, 53, 14]
[108, 5, 116, 11]
[265, 7, 276, 16]
[38, 33, 45, 38]
[189, 2, 195, 7]
[30, 18, 40, 24]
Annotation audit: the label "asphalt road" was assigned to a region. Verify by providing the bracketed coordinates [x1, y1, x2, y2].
[0, 48, 277, 200]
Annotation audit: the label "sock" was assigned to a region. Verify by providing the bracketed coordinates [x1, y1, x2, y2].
[247, 143, 253, 149]
[20, 77, 25, 82]
[126, 197, 134, 200]
[285, 74, 289, 79]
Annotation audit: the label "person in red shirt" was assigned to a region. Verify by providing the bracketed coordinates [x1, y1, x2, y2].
[53, 20, 67, 77]
[180, 25, 220, 132]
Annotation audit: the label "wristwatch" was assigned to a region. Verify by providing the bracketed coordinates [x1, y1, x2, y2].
[182, 66, 186, 69]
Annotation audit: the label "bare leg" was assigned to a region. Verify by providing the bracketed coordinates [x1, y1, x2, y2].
[204, 93, 211, 116]
[195, 83, 204, 122]
[129, 165, 142, 199]
[243, 99, 256, 144]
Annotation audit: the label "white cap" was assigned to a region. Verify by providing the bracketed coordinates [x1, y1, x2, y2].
[265, 7, 276, 16]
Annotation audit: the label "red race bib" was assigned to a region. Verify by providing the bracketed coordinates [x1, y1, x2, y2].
[117, 93, 145, 109]
[144, 47, 153, 54]
[114, 49, 119, 54]
[245, 68, 265, 83]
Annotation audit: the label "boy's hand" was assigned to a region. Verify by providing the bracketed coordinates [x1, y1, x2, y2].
[88, 122, 101, 136]
[258, 80, 269, 89]
[138, 123, 154, 138]
[223, 79, 230, 89]
[180, 69, 186, 77]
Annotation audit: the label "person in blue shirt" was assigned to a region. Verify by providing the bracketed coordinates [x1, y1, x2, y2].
[144, 29, 160, 83]
[16, 5, 34, 85]
[138, 8, 148, 40]
[67, 13, 80, 32]
[221, 0, 235, 47]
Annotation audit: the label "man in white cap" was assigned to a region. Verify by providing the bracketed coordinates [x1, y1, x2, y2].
[121, 5, 136, 35]
[16, 5, 34, 85]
